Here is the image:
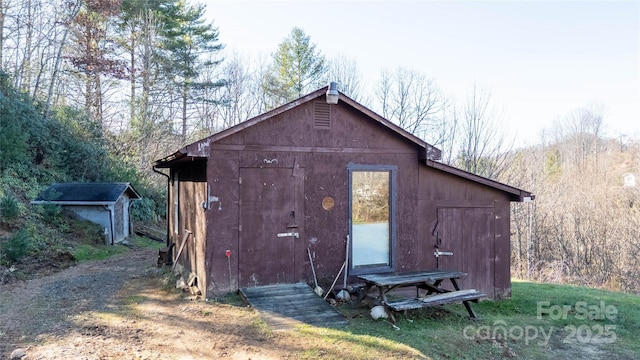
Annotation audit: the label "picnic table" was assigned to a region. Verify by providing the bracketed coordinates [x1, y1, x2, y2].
[357, 269, 486, 323]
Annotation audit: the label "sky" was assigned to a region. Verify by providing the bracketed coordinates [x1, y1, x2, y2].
[204, 1, 640, 146]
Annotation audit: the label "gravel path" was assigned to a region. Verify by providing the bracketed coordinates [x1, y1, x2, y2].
[0, 247, 309, 360]
[0, 248, 158, 357]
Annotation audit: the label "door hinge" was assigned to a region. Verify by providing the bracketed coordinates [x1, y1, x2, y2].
[239, 224, 242, 232]
[238, 177, 242, 184]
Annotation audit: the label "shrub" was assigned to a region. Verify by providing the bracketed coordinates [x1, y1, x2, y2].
[1, 228, 31, 262]
[42, 203, 62, 222]
[0, 195, 20, 225]
[131, 198, 158, 222]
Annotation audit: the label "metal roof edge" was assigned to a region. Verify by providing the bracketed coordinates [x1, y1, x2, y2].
[33, 182, 142, 202]
[31, 201, 116, 206]
[153, 150, 188, 168]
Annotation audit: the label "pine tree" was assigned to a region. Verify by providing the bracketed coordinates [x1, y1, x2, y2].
[264, 27, 327, 106]
[118, 0, 172, 168]
[0, 74, 29, 168]
[160, 0, 223, 143]
[66, 0, 125, 131]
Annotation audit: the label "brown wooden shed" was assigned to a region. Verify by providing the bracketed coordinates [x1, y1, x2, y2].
[153, 86, 534, 300]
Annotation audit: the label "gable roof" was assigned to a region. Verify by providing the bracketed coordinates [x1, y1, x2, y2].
[32, 183, 141, 205]
[153, 85, 534, 202]
[153, 86, 442, 168]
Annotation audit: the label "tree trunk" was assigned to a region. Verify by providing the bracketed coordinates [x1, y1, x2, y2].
[0, 0, 4, 68]
[181, 84, 188, 142]
[96, 72, 103, 131]
[140, 10, 152, 169]
[45, 2, 80, 119]
[130, 26, 136, 124]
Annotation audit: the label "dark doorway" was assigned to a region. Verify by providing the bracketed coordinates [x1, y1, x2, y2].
[239, 167, 304, 287]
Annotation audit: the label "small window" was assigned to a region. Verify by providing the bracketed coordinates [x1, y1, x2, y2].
[314, 102, 331, 129]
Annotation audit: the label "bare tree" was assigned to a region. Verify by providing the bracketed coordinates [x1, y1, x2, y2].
[550, 103, 606, 170]
[435, 102, 459, 165]
[454, 83, 513, 179]
[118, 4, 167, 168]
[0, 0, 81, 118]
[213, 53, 258, 130]
[326, 54, 365, 102]
[507, 105, 640, 293]
[374, 66, 446, 145]
[45, 0, 82, 118]
[2, 0, 51, 93]
[66, 0, 125, 130]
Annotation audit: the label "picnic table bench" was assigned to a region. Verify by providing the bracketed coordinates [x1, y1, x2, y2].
[357, 270, 486, 323]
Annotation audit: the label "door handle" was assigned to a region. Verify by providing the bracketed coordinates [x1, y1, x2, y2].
[434, 250, 453, 257]
[277, 232, 299, 238]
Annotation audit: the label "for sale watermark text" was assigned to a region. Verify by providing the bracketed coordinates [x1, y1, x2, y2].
[537, 300, 617, 320]
[463, 300, 618, 346]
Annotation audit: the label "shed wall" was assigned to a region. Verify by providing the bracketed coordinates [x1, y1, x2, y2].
[65, 205, 111, 244]
[203, 102, 423, 293]
[172, 99, 516, 299]
[114, 196, 125, 242]
[61, 196, 134, 244]
[205, 151, 240, 294]
[417, 165, 513, 298]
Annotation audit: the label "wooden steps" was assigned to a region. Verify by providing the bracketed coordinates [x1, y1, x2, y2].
[239, 282, 349, 331]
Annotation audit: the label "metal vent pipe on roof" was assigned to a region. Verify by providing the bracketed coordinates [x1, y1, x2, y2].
[326, 81, 339, 104]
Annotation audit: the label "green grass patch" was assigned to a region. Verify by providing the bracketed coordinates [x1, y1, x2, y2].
[208, 291, 248, 306]
[331, 280, 640, 360]
[295, 325, 430, 359]
[216, 281, 639, 359]
[71, 235, 164, 263]
[128, 235, 166, 250]
[72, 244, 128, 262]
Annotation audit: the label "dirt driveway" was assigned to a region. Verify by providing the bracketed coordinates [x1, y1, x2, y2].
[0, 247, 311, 359]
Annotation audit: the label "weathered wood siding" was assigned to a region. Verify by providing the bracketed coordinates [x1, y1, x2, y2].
[170, 160, 208, 294]
[171, 98, 517, 299]
[202, 101, 420, 292]
[418, 166, 513, 298]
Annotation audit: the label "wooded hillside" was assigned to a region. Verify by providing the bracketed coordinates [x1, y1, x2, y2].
[507, 123, 640, 293]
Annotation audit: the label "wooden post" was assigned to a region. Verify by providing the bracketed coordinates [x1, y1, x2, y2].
[172, 229, 192, 271]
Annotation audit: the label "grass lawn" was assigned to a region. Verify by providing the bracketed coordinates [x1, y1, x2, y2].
[292, 280, 640, 359]
[124, 241, 638, 359]
[72, 235, 165, 262]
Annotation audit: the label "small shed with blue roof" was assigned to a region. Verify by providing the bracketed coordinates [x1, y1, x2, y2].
[32, 183, 141, 245]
